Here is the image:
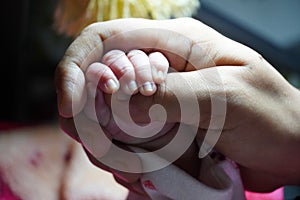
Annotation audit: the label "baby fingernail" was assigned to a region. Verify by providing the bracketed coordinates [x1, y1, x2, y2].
[105, 79, 119, 92]
[143, 82, 154, 92]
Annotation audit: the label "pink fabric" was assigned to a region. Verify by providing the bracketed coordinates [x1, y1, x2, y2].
[0, 173, 21, 200]
[0, 123, 32, 200]
[0, 123, 286, 200]
[245, 187, 284, 200]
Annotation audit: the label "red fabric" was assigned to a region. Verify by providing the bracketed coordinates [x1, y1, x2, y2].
[245, 187, 284, 200]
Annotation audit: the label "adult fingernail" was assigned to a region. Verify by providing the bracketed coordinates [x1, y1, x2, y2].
[105, 79, 119, 92]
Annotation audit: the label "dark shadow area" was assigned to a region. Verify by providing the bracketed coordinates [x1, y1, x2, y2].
[1, 0, 72, 123]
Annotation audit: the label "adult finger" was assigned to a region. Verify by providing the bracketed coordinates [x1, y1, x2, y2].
[55, 63, 87, 118]
[133, 123, 202, 179]
[55, 30, 104, 117]
[84, 143, 142, 185]
[84, 146, 145, 196]
[59, 116, 81, 143]
[72, 112, 112, 158]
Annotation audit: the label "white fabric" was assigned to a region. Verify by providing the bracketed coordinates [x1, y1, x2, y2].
[131, 147, 246, 200]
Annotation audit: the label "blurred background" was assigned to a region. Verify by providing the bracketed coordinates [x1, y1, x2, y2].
[1, 0, 72, 123]
[195, 0, 300, 87]
[1, 0, 299, 199]
[1, 0, 300, 122]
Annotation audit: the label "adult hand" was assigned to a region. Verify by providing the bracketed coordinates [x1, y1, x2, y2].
[55, 18, 300, 193]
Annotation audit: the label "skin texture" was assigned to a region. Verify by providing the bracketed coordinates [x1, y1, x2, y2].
[55, 17, 300, 195]
[86, 49, 168, 96]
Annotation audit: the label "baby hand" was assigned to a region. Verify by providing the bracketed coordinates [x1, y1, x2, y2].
[85, 49, 169, 96]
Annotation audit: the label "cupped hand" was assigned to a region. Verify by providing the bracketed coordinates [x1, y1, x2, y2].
[55, 17, 300, 193]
